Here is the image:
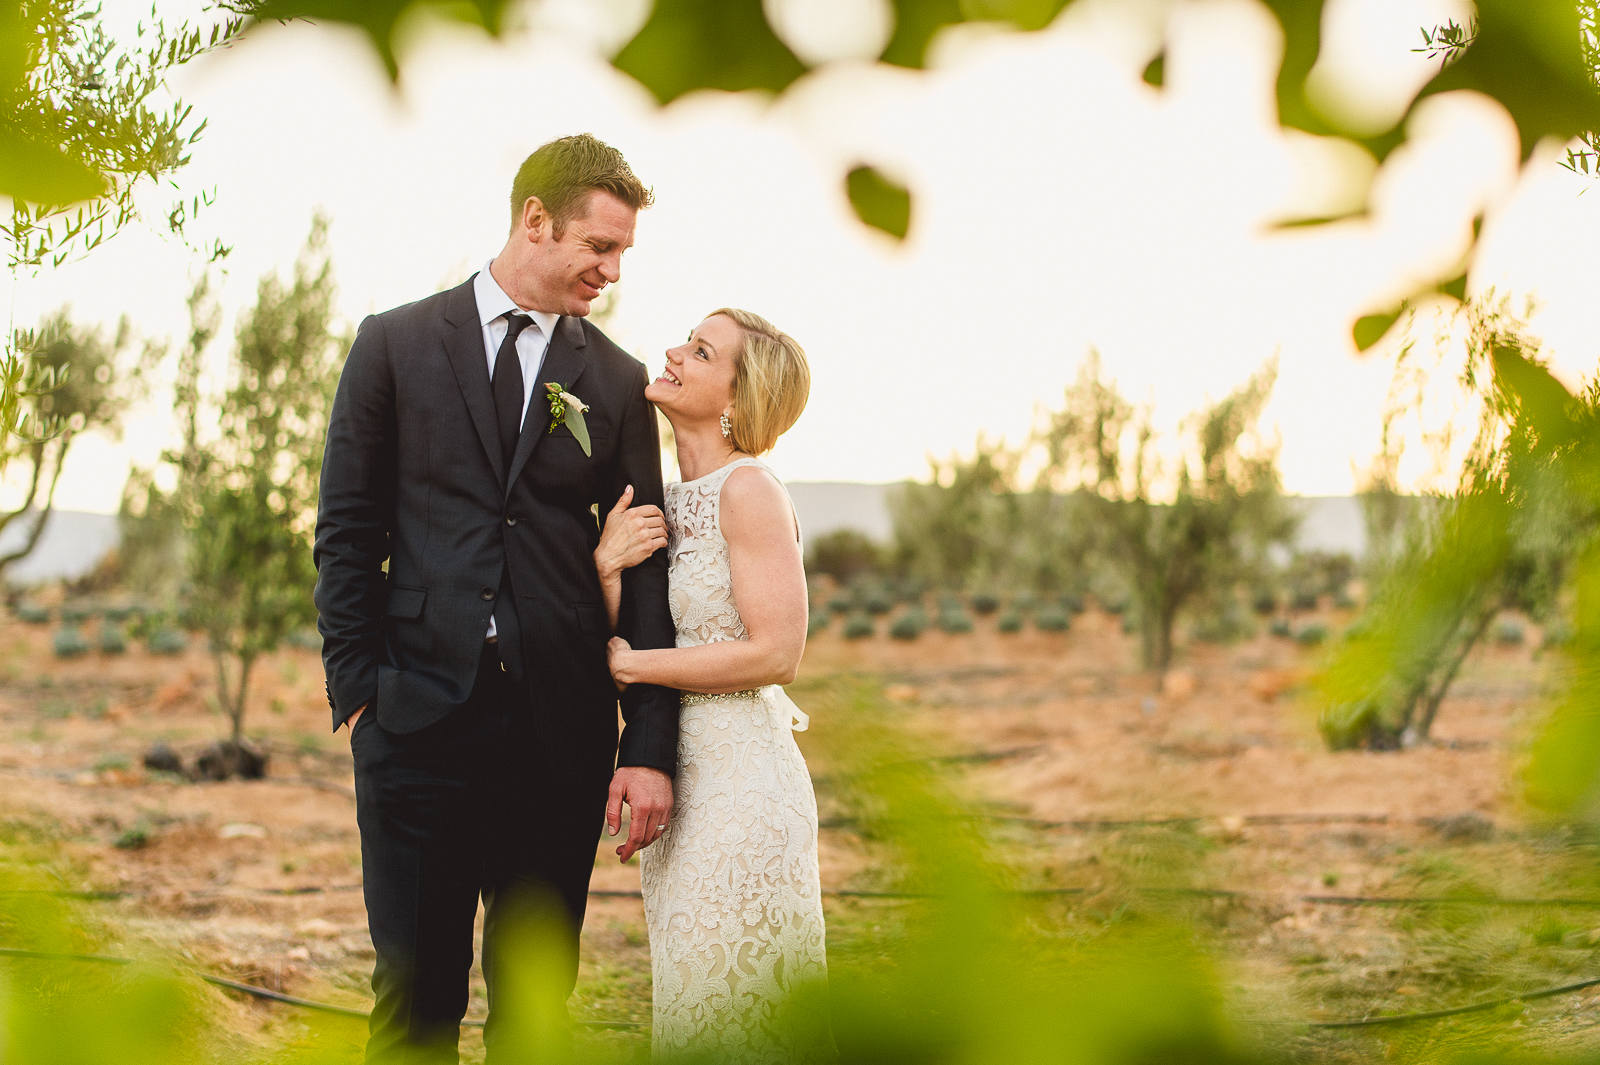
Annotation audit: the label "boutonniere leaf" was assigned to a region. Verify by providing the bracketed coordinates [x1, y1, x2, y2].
[546, 382, 591, 457]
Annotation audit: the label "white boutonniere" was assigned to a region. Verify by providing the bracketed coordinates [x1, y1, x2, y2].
[546, 382, 591, 457]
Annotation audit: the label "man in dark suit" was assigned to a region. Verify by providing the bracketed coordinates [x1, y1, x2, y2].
[313, 134, 677, 1064]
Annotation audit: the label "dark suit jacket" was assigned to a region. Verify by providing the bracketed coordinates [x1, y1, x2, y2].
[313, 275, 678, 777]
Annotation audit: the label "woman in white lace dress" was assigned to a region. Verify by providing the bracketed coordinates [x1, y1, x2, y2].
[593, 308, 832, 1062]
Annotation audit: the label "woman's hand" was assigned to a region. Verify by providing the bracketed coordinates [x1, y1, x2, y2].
[607, 636, 635, 692]
[595, 485, 668, 581]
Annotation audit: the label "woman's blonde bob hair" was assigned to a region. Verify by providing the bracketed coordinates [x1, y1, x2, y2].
[709, 307, 810, 456]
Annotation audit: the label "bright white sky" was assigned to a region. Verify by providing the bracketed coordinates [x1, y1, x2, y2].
[5, 0, 1599, 513]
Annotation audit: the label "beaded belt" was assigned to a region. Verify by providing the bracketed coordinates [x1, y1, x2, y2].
[680, 688, 762, 707]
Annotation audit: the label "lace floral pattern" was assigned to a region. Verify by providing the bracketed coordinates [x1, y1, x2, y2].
[640, 458, 832, 1062]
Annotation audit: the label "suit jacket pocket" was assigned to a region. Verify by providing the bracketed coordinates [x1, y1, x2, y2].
[385, 584, 426, 618]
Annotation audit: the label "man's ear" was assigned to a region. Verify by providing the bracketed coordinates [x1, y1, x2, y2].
[519, 196, 549, 242]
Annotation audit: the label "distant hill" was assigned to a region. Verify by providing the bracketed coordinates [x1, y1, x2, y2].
[0, 510, 118, 586]
[3, 492, 1370, 586]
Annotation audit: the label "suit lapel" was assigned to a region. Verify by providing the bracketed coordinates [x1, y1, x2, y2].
[506, 314, 588, 495]
[441, 277, 506, 486]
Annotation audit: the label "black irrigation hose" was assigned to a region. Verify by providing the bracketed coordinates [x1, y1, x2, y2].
[4, 944, 1596, 1034]
[1309, 977, 1600, 1029]
[0, 947, 642, 1031]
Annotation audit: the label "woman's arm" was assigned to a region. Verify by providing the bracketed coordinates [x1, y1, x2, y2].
[609, 466, 806, 692]
[594, 484, 668, 630]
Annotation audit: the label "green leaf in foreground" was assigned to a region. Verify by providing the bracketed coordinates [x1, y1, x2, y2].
[845, 165, 912, 241]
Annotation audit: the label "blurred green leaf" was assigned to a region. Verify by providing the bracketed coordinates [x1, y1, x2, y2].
[1438, 271, 1468, 301]
[612, 0, 807, 104]
[959, 0, 1077, 33]
[246, 0, 513, 81]
[1142, 51, 1165, 88]
[1491, 343, 1579, 449]
[1353, 310, 1401, 352]
[881, 0, 966, 68]
[845, 165, 912, 241]
[0, 132, 105, 208]
[1419, 0, 1600, 162]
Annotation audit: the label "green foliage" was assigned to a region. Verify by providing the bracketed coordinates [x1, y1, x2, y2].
[127, 219, 341, 746]
[1034, 605, 1071, 633]
[1035, 353, 1295, 672]
[97, 621, 126, 655]
[996, 609, 1023, 634]
[1267, 617, 1293, 639]
[0, 1, 238, 270]
[845, 164, 912, 240]
[936, 606, 973, 634]
[14, 602, 50, 624]
[842, 612, 875, 640]
[853, 581, 895, 616]
[0, 311, 144, 581]
[145, 626, 187, 656]
[1320, 308, 1600, 754]
[51, 623, 88, 658]
[889, 606, 928, 641]
[1294, 622, 1329, 648]
[806, 529, 888, 585]
[969, 591, 1001, 615]
[58, 600, 94, 623]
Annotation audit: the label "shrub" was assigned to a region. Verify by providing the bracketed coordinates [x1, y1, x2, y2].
[857, 584, 895, 616]
[1035, 606, 1071, 633]
[14, 602, 50, 625]
[969, 592, 1001, 616]
[1011, 591, 1038, 614]
[286, 627, 322, 651]
[53, 625, 91, 658]
[1494, 618, 1526, 646]
[1294, 623, 1329, 647]
[937, 608, 973, 634]
[1289, 589, 1320, 612]
[997, 610, 1023, 634]
[889, 607, 928, 641]
[1100, 597, 1129, 615]
[1267, 617, 1293, 638]
[98, 623, 128, 655]
[842, 613, 875, 640]
[806, 612, 830, 637]
[1542, 618, 1574, 650]
[146, 627, 188, 656]
[826, 595, 852, 616]
[1060, 592, 1086, 615]
[1250, 588, 1278, 616]
[102, 603, 138, 623]
[59, 602, 96, 624]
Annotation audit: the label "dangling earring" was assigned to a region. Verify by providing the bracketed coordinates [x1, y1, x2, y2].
[720, 411, 732, 440]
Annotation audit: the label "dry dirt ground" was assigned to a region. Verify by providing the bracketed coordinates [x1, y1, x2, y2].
[1, 606, 1593, 1062]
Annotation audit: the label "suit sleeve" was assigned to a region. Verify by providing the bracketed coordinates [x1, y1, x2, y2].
[313, 314, 396, 731]
[608, 361, 679, 773]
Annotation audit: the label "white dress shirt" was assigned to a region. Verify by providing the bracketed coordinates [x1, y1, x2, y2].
[474, 262, 560, 640]
[473, 261, 560, 428]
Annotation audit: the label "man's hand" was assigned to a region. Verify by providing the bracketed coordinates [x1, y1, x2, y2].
[345, 704, 365, 741]
[606, 765, 673, 863]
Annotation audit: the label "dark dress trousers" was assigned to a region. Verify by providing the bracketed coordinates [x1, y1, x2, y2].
[313, 275, 677, 1063]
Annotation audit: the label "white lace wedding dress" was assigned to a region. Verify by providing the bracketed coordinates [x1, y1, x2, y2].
[639, 457, 832, 1063]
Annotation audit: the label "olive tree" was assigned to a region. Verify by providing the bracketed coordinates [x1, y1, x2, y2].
[131, 219, 341, 769]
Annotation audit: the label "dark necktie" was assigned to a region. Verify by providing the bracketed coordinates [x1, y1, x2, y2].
[493, 312, 533, 467]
